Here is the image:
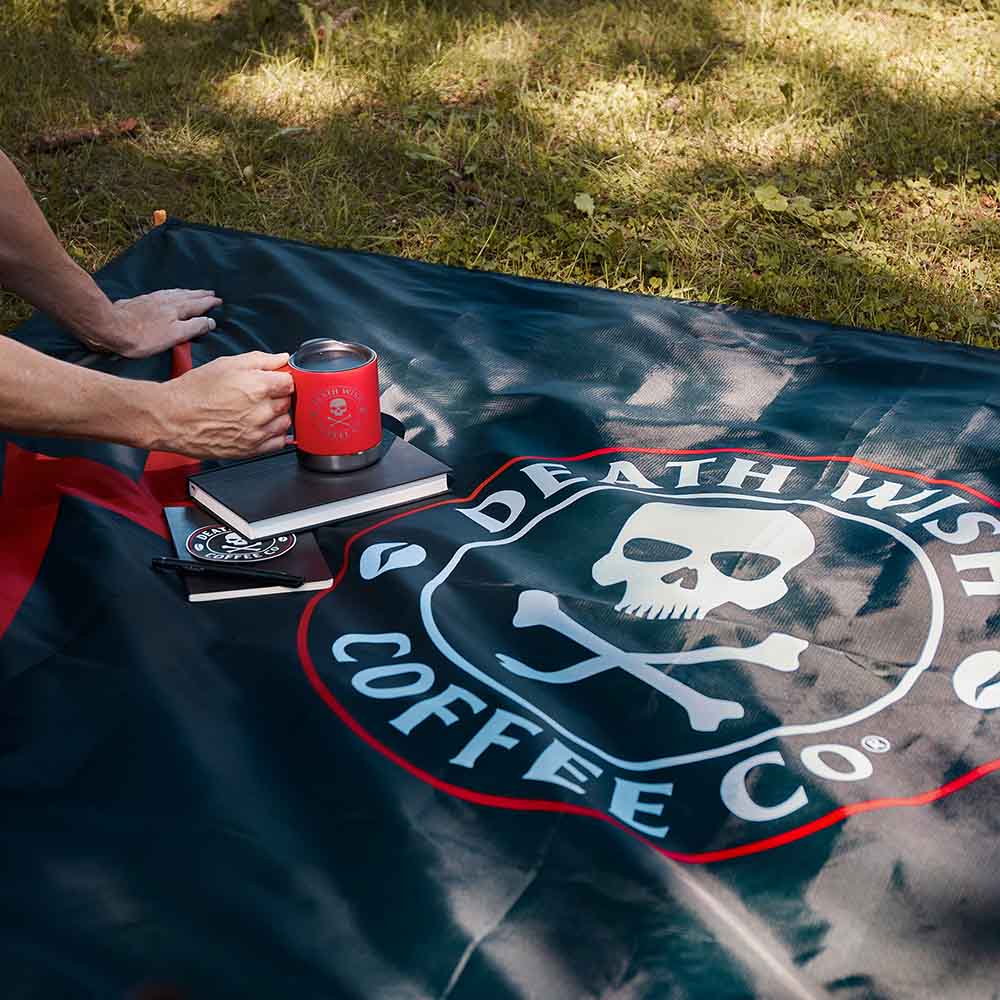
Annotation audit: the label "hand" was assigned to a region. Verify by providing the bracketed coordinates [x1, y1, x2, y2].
[148, 351, 294, 459]
[87, 288, 223, 358]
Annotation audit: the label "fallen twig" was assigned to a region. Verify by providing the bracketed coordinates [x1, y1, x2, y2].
[28, 117, 140, 154]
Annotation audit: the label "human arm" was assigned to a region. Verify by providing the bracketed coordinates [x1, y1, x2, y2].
[0, 337, 294, 458]
[0, 148, 219, 357]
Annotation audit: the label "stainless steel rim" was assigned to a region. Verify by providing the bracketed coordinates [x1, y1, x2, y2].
[289, 338, 377, 373]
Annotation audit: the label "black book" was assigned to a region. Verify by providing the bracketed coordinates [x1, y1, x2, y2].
[164, 506, 333, 602]
[187, 429, 451, 540]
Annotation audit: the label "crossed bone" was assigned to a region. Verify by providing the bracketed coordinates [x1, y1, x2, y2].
[496, 589, 808, 733]
[221, 539, 263, 552]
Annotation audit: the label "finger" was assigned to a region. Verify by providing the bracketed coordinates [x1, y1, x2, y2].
[256, 435, 289, 455]
[175, 316, 218, 341]
[259, 370, 295, 398]
[257, 413, 292, 438]
[270, 395, 292, 417]
[235, 350, 290, 371]
[162, 287, 215, 298]
[175, 296, 222, 320]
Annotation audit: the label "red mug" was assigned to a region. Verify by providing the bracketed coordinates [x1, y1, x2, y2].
[280, 338, 382, 472]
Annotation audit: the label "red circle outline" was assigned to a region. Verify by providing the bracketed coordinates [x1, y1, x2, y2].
[296, 447, 1000, 864]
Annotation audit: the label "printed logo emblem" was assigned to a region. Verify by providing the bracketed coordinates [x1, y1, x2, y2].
[494, 502, 817, 735]
[186, 525, 296, 563]
[313, 386, 366, 441]
[298, 449, 1000, 862]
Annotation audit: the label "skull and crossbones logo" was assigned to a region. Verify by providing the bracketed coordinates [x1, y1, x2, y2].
[220, 531, 264, 553]
[327, 397, 351, 426]
[496, 502, 814, 733]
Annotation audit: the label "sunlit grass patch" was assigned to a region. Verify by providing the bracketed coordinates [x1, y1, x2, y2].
[526, 74, 674, 148]
[783, 5, 999, 104]
[217, 56, 371, 124]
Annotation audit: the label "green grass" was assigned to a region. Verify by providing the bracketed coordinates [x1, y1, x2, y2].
[1, 0, 997, 344]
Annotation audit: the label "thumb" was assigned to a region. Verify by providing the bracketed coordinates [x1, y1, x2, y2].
[235, 350, 290, 370]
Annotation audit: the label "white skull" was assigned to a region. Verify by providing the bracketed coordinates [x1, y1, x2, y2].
[592, 502, 815, 621]
[223, 532, 249, 547]
[330, 398, 348, 418]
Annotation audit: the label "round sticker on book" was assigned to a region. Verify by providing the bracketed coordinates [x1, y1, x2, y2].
[185, 525, 296, 563]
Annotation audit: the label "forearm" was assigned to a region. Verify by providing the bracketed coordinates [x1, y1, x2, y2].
[0, 335, 166, 448]
[0, 150, 117, 348]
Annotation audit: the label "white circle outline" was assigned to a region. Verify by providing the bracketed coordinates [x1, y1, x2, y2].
[184, 525, 296, 564]
[418, 485, 943, 770]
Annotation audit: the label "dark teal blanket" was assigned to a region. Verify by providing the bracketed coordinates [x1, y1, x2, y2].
[4, 220, 1000, 999]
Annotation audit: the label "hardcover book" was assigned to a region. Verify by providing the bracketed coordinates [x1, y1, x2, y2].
[187, 428, 451, 540]
[164, 505, 333, 602]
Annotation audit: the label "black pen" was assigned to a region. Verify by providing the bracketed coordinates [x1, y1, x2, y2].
[151, 556, 305, 588]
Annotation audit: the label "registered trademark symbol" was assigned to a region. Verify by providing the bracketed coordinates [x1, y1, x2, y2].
[861, 735, 891, 754]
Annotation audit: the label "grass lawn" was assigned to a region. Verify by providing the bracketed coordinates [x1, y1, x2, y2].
[0, 0, 997, 344]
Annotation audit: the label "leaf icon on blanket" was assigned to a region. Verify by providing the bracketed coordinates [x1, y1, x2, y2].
[360, 542, 428, 580]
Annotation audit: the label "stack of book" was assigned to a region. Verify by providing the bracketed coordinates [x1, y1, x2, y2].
[161, 428, 450, 602]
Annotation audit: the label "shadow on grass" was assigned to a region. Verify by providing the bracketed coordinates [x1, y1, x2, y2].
[0, 0, 996, 343]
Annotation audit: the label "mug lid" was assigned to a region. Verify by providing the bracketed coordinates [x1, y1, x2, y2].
[290, 338, 376, 373]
